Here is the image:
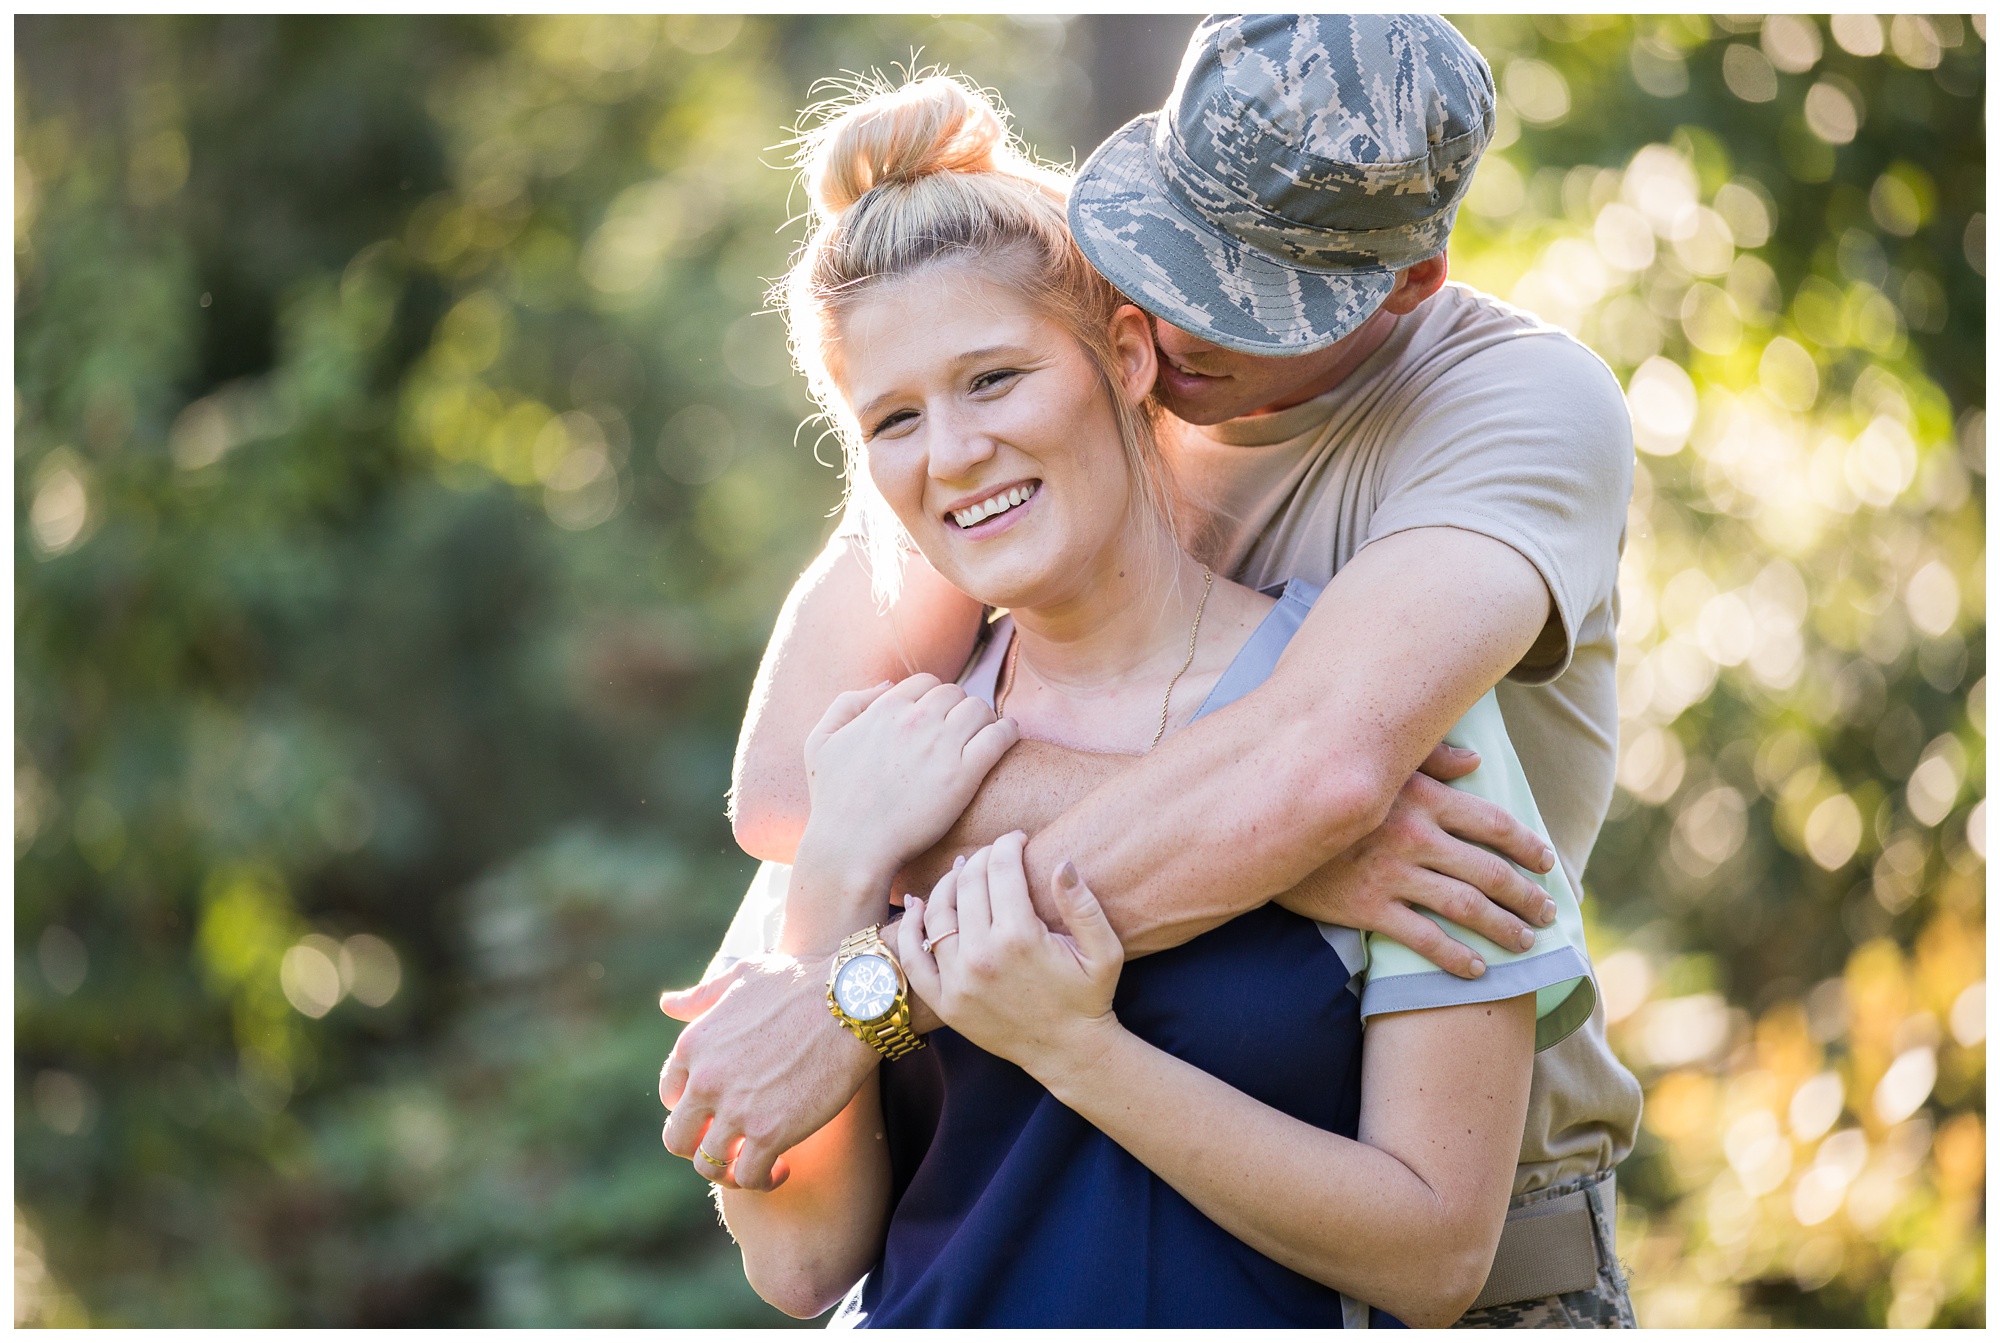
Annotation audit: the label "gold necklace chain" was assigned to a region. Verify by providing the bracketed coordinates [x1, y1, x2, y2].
[994, 630, 1024, 718]
[994, 566, 1214, 753]
[1149, 566, 1214, 750]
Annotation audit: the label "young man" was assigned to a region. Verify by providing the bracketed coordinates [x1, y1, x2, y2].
[664, 15, 1641, 1327]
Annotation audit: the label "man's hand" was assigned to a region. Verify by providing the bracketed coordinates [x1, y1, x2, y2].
[658, 953, 876, 1192]
[1274, 743, 1560, 978]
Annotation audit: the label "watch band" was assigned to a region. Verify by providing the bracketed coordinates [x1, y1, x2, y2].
[827, 925, 928, 1061]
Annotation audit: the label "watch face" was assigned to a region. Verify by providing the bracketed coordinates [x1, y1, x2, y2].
[833, 954, 899, 1023]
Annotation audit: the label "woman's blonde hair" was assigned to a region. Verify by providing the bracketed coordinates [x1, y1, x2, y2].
[778, 71, 1176, 600]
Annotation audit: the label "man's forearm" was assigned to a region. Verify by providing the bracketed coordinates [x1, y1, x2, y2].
[1018, 529, 1551, 957]
[898, 736, 1286, 958]
[1017, 695, 1384, 956]
[747, 530, 1547, 972]
[894, 740, 1136, 901]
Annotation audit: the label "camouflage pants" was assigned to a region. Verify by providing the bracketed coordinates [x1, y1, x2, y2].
[1455, 1172, 1637, 1328]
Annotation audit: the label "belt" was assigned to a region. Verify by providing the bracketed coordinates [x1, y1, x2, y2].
[1469, 1171, 1614, 1311]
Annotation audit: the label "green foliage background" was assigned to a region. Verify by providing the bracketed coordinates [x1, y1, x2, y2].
[14, 14, 1984, 1328]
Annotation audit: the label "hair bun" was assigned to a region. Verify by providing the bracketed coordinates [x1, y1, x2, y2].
[804, 75, 1010, 218]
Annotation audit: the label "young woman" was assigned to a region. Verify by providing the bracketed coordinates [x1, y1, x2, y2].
[702, 74, 1595, 1328]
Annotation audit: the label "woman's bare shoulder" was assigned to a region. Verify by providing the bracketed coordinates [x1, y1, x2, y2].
[1187, 574, 1278, 680]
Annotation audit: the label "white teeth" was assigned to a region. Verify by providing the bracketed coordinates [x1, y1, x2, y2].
[952, 482, 1038, 529]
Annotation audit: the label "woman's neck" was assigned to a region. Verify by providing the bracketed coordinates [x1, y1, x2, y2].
[1005, 526, 1215, 707]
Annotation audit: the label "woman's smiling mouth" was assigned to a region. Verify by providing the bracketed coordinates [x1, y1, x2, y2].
[948, 480, 1040, 531]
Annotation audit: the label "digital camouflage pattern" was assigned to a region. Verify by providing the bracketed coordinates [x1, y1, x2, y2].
[1069, 13, 1496, 354]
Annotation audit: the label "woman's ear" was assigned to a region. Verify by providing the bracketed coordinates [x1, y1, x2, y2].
[1106, 304, 1158, 406]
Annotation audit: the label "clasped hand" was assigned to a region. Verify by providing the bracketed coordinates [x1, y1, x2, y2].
[796, 673, 1020, 885]
[900, 831, 1124, 1088]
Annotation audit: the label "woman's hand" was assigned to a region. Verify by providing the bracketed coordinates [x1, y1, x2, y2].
[797, 674, 1020, 883]
[899, 832, 1124, 1086]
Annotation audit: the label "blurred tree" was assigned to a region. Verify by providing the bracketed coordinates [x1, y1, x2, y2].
[1072, 14, 1200, 148]
[12, 13, 1984, 1329]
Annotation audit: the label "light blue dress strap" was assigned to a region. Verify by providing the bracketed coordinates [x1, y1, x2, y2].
[960, 612, 1015, 711]
[1190, 578, 1322, 722]
[967, 584, 1318, 725]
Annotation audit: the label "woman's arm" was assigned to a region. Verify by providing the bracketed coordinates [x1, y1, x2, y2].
[1045, 998, 1532, 1325]
[903, 837, 1534, 1327]
[714, 1075, 890, 1318]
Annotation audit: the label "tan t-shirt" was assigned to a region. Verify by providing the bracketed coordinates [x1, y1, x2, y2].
[1173, 281, 1642, 1194]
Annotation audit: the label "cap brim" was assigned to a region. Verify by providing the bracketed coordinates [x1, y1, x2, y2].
[1068, 115, 1397, 357]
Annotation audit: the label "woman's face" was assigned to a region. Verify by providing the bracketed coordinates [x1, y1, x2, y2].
[835, 264, 1156, 612]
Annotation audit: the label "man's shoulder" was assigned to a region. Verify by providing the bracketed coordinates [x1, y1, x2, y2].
[1420, 283, 1618, 375]
[1394, 283, 1627, 423]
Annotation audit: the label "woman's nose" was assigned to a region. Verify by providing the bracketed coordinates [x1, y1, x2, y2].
[925, 407, 999, 480]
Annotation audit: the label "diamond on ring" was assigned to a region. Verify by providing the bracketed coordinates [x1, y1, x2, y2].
[922, 929, 960, 954]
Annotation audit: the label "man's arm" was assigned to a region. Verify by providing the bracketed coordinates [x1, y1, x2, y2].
[731, 534, 985, 864]
[891, 740, 1130, 898]
[731, 531, 1555, 962]
[898, 737, 1554, 975]
[1014, 525, 1552, 956]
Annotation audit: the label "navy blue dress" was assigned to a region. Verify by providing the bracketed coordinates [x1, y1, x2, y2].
[838, 581, 1404, 1328]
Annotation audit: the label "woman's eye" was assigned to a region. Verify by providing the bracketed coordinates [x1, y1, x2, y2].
[970, 369, 1022, 395]
[868, 410, 917, 438]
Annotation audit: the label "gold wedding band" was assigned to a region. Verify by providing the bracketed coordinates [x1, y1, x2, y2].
[697, 1148, 730, 1170]
[922, 929, 960, 954]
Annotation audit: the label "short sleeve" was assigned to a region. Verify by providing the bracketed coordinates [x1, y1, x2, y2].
[1338, 690, 1596, 1052]
[1363, 331, 1634, 684]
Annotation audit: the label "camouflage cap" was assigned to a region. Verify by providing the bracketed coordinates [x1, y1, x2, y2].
[1069, 14, 1496, 355]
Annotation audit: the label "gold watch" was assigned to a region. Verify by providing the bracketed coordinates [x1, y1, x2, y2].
[827, 924, 926, 1060]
